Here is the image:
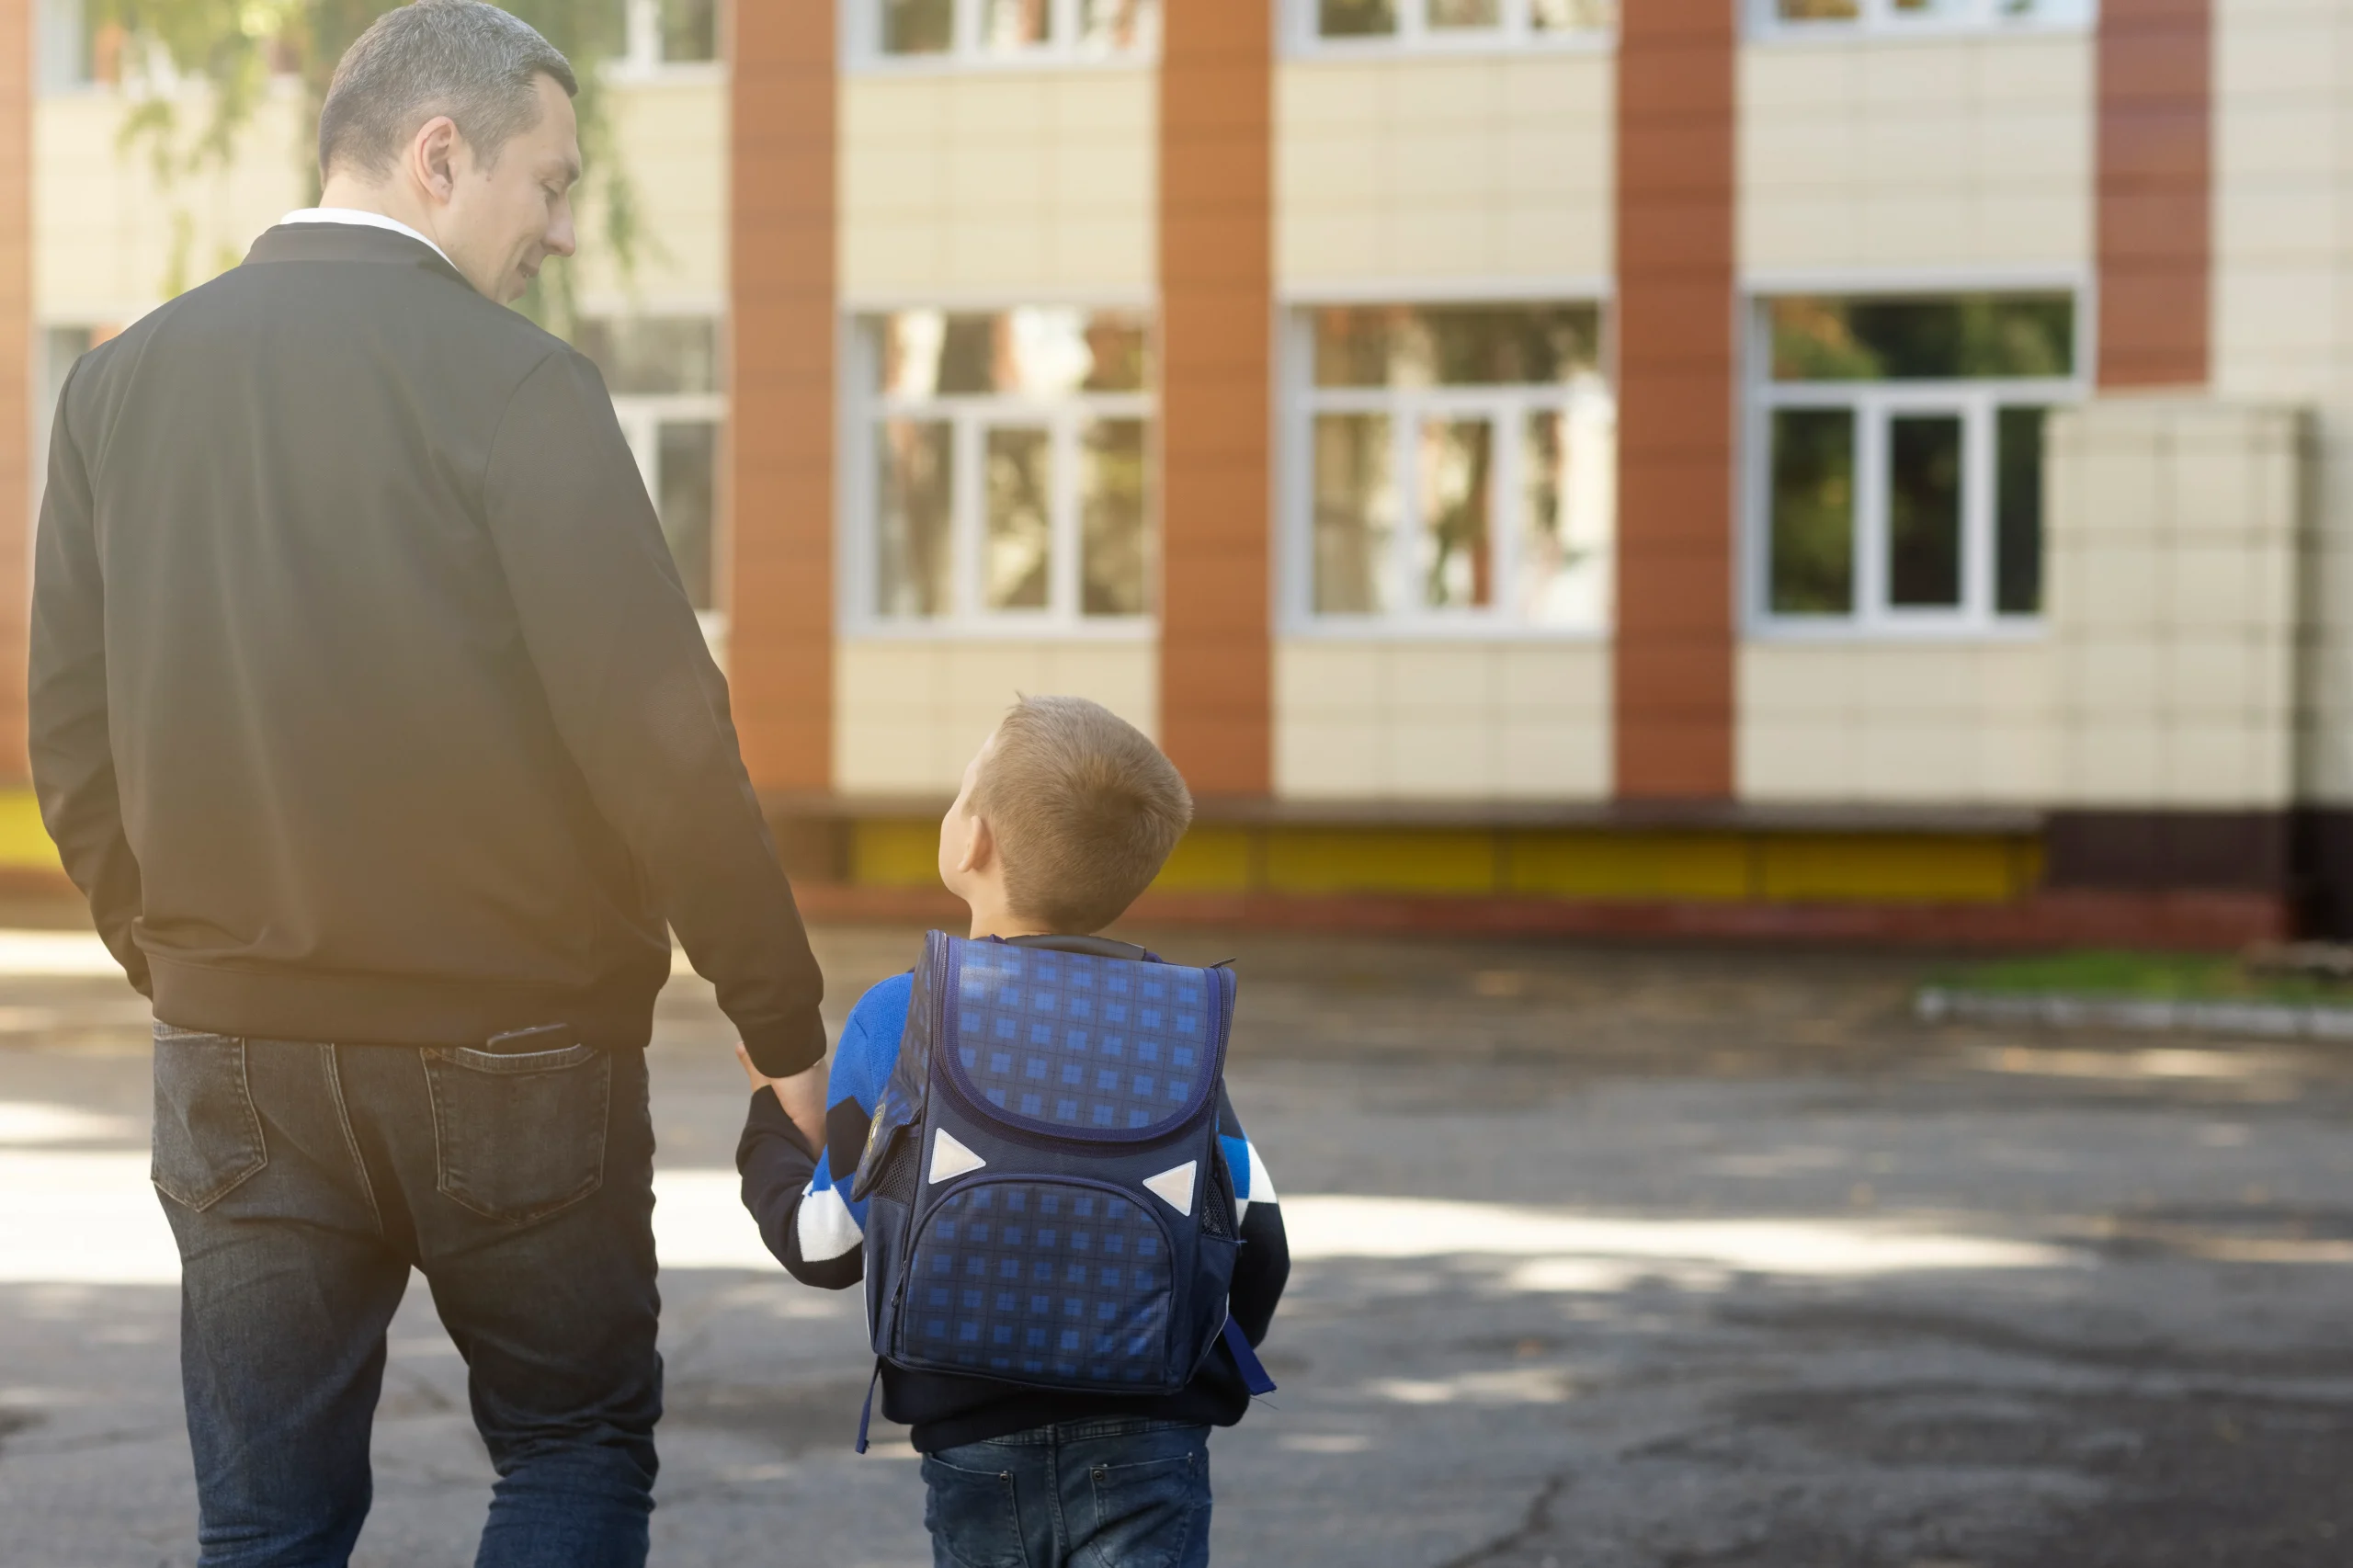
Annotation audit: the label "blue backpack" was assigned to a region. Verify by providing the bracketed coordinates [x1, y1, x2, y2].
[848, 931, 1275, 1450]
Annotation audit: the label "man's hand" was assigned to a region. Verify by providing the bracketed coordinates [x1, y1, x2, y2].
[736, 1042, 827, 1159]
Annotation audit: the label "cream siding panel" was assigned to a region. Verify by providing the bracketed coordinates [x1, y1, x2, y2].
[1273, 640, 1610, 801]
[574, 77, 730, 307]
[1739, 399, 2305, 811]
[1276, 55, 1612, 290]
[38, 77, 725, 324]
[1738, 35, 2093, 278]
[2212, 0, 2353, 800]
[834, 639, 1159, 793]
[37, 87, 308, 325]
[1740, 643, 2060, 805]
[839, 70, 1155, 301]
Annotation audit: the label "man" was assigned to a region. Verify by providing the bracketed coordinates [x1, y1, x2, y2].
[28, 4, 827, 1564]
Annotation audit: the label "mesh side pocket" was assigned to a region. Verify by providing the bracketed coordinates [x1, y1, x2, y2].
[872, 1129, 921, 1205]
[1200, 1162, 1236, 1241]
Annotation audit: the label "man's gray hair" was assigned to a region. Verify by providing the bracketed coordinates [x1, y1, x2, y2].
[318, 0, 578, 180]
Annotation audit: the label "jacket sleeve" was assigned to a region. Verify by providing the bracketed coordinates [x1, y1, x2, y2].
[28, 359, 149, 995]
[482, 349, 825, 1075]
[737, 1006, 879, 1290]
[1217, 1085, 1289, 1347]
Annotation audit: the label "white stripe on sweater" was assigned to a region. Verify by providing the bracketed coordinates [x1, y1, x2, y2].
[796, 1183, 863, 1263]
[1237, 1141, 1278, 1223]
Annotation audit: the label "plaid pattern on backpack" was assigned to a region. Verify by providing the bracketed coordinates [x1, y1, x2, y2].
[847, 932, 1274, 1449]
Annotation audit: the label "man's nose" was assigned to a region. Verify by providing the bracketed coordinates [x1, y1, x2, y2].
[546, 210, 579, 259]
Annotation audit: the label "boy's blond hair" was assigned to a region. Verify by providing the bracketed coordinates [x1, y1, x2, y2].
[971, 696, 1194, 934]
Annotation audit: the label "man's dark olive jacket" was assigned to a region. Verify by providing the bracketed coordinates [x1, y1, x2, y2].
[28, 222, 827, 1075]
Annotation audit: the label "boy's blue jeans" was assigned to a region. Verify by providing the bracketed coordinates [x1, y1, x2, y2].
[921, 1417, 1212, 1568]
[151, 1026, 663, 1568]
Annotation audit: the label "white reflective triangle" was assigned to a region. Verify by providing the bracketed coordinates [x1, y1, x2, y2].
[927, 1128, 987, 1185]
[1142, 1160, 1198, 1216]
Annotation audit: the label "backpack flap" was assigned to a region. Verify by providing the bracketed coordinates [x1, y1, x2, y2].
[940, 940, 1231, 1142]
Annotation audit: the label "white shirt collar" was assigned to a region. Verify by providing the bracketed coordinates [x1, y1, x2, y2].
[279, 208, 457, 271]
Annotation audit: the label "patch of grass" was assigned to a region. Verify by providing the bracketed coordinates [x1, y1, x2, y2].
[1938, 950, 2353, 1006]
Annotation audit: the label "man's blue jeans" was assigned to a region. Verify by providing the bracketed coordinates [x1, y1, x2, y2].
[922, 1418, 1213, 1568]
[151, 1024, 662, 1568]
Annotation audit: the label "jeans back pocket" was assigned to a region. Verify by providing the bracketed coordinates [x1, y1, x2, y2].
[1085, 1445, 1207, 1568]
[423, 1042, 611, 1225]
[920, 1452, 1028, 1568]
[152, 1027, 268, 1210]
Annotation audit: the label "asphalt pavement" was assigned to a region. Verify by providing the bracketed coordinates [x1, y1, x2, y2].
[2, 920, 2349, 1567]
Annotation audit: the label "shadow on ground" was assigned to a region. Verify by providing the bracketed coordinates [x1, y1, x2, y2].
[0, 921, 2348, 1566]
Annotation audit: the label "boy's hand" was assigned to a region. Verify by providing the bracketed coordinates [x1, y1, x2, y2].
[733, 1039, 770, 1094]
[737, 1041, 828, 1159]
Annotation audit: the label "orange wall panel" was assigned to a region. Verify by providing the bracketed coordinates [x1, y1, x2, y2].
[727, 0, 835, 790]
[2098, 0, 2211, 389]
[1158, 2, 1273, 799]
[1613, 0, 1735, 801]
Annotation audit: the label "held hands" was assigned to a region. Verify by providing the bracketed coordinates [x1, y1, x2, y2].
[736, 1041, 828, 1160]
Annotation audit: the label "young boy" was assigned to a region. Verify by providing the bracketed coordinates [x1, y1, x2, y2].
[736, 696, 1288, 1568]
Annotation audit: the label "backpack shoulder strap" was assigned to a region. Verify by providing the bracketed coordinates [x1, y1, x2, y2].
[850, 931, 954, 1202]
[1222, 1317, 1277, 1396]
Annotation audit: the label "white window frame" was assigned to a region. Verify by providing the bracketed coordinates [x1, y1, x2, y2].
[1745, 0, 2096, 43]
[1279, 290, 1617, 642]
[1742, 288, 2088, 642]
[845, 0, 1161, 74]
[38, 0, 97, 94]
[612, 392, 729, 643]
[584, 301, 731, 642]
[843, 309, 1156, 640]
[1286, 0, 1614, 57]
[32, 323, 99, 524]
[610, 0, 725, 81]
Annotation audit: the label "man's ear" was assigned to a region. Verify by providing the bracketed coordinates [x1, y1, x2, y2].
[413, 116, 460, 203]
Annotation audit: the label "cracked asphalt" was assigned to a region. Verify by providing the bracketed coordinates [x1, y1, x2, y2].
[3, 918, 2351, 1566]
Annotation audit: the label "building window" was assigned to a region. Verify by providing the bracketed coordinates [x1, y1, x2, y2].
[1296, 0, 1613, 51]
[855, 308, 1154, 631]
[579, 315, 726, 617]
[35, 326, 99, 512]
[1750, 293, 2079, 634]
[618, 0, 720, 74]
[1749, 0, 2094, 39]
[40, 0, 89, 89]
[1290, 302, 1615, 634]
[38, 0, 123, 90]
[857, 0, 1160, 67]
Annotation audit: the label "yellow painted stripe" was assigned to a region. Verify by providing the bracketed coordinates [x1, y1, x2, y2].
[0, 790, 60, 871]
[844, 815, 2040, 908]
[0, 801, 2039, 907]
[1152, 827, 1255, 894]
[1757, 835, 2032, 904]
[1261, 830, 1498, 896]
[848, 820, 941, 889]
[1506, 832, 1753, 903]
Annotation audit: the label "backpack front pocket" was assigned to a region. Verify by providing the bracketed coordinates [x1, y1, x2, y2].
[898, 1177, 1177, 1391]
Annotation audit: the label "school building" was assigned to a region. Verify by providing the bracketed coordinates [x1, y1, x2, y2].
[0, 0, 2347, 947]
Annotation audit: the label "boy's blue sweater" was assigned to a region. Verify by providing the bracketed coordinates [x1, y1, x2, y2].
[736, 963, 1290, 1454]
